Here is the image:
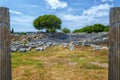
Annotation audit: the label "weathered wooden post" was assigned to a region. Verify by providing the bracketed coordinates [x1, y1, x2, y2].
[0, 7, 12, 80]
[109, 7, 120, 80]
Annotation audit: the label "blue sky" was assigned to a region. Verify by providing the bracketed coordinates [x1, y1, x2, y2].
[0, 0, 119, 32]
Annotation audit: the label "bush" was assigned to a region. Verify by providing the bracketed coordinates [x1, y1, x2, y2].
[61, 28, 71, 33]
[20, 32, 27, 35]
[73, 24, 110, 33]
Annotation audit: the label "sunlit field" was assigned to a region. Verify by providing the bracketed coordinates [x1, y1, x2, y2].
[12, 45, 108, 80]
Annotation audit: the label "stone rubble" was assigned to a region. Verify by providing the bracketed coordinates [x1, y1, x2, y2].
[11, 32, 109, 52]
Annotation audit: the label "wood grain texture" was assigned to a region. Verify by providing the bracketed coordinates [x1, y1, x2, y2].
[109, 7, 120, 80]
[0, 7, 12, 80]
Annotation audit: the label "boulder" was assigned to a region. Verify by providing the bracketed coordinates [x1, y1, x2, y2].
[11, 47, 18, 52]
[35, 47, 44, 51]
[19, 48, 26, 52]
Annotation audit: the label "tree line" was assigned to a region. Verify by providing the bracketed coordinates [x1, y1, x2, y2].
[73, 24, 109, 33]
[32, 14, 109, 33]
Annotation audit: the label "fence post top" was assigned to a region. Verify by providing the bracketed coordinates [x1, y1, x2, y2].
[0, 7, 9, 10]
[110, 7, 120, 11]
[110, 7, 120, 25]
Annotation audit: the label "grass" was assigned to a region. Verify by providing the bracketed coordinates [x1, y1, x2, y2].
[12, 45, 108, 80]
[12, 52, 43, 68]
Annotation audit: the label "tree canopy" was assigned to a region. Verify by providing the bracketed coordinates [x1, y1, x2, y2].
[73, 24, 110, 33]
[33, 14, 62, 33]
[61, 28, 71, 33]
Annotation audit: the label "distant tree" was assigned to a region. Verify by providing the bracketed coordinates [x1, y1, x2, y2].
[20, 32, 26, 35]
[49, 28, 57, 33]
[103, 25, 110, 32]
[72, 29, 80, 33]
[33, 14, 62, 33]
[61, 28, 71, 33]
[73, 24, 110, 33]
[11, 28, 14, 33]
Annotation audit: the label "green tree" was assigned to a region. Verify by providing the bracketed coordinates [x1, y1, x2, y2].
[72, 29, 80, 33]
[11, 28, 14, 33]
[61, 28, 71, 33]
[20, 32, 26, 35]
[33, 14, 62, 33]
[103, 25, 110, 32]
[73, 24, 110, 33]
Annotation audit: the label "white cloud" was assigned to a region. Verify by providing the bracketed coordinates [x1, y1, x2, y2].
[83, 3, 112, 17]
[30, 5, 40, 8]
[59, 3, 113, 30]
[61, 14, 93, 21]
[101, 0, 113, 2]
[10, 10, 23, 15]
[23, 5, 39, 8]
[45, 0, 67, 9]
[24, 5, 46, 12]
[60, 13, 94, 30]
[26, 5, 40, 8]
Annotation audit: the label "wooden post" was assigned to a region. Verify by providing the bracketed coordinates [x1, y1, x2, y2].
[109, 7, 120, 80]
[0, 7, 12, 80]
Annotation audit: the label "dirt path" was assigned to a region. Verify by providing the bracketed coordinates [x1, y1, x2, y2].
[90, 62, 108, 68]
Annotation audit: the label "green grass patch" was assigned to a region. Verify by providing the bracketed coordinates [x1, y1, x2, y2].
[12, 52, 43, 68]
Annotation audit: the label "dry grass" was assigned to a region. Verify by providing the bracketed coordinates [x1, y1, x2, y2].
[12, 45, 108, 80]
